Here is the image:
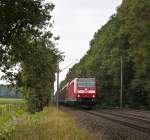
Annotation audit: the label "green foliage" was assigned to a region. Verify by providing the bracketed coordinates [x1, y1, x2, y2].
[0, 0, 47, 70]
[18, 40, 58, 112]
[0, 0, 55, 81]
[61, 0, 150, 108]
[0, 0, 60, 112]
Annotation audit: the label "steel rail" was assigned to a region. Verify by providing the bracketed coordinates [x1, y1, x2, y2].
[85, 110, 150, 135]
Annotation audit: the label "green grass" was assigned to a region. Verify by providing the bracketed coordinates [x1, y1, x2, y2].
[0, 98, 25, 105]
[0, 98, 27, 127]
[0, 105, 26, 126]
[0, 107, 94, 140]
[0, 98, 93, 140]
[0, 115, 12, 125]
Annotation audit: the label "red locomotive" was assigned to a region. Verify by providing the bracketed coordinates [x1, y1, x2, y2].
[59, 78, 96, 106]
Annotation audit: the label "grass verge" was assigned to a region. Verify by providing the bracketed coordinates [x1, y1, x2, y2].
[0, 98, 25, 105]
[0, 106, 93, 140]
[0, 98, 26, 126]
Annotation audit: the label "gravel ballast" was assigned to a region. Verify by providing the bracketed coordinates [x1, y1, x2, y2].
[60, 106, 150, 140]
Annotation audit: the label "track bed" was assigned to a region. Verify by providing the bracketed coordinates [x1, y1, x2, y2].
[60, 106, 150, 140]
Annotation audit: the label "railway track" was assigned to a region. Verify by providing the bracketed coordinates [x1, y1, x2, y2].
[120, 110, 150, 119]
[85, 109, 150, 135]
[97, 110, 150, 124]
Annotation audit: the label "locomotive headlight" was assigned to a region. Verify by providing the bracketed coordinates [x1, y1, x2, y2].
[92, 95, 95, 98]
[77, 94, 80, 98]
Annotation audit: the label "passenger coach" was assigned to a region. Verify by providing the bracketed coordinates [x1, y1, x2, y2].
[59, 78, 96, 106]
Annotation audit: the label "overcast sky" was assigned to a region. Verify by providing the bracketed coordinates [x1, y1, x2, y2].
[52, 0, 122, 83]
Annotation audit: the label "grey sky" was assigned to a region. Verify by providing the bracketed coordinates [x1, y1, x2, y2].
[52, 0, 122, 82]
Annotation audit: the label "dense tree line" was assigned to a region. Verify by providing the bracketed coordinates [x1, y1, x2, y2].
[0, 85, 22, 98]
[0, 0, 61, 112]
[61, 0, 150, 109]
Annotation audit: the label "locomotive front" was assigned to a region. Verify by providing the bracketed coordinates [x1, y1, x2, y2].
[76, 78, 96, 105]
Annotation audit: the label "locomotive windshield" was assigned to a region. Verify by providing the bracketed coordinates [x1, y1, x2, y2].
[77, 78, 95, 87]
